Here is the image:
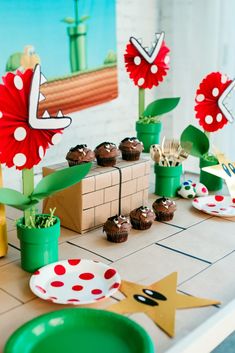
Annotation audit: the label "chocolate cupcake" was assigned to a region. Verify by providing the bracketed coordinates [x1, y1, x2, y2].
[119, 137, 144, 161]
[94, 142, 119, 167]
[66, 144, 95, 167]
[103, 215, 131, 243]
[152, 197, 176, 221]
[130, 206, 155, 230]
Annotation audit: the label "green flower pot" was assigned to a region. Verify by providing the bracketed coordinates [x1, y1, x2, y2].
[200, 157, 223, 191]
[154, 164, 183, 197]
[17, 215, 60, 273]
[136, 121, 162, 152]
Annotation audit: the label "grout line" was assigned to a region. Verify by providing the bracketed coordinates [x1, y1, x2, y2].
[155, 243, 212, 264]
[0, 302, 24, 316]
[66, 241, 113, 263]
[164, 249, 235, 289]
[155, 228, 185, 243]
[159, 221, 186, 230]
[208, 249, 235, 266]
[111, 228, 183, 263]
[8, 243, 20, 251]
[176, 289, 221, 308]
[0, 287, 24, 304]
[110, 296, 120, 302]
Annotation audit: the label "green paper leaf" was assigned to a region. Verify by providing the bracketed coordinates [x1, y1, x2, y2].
[180, 125, 209, 158]
[0, 188, 32, 210]
[143, 98, 180, 118]
[32, 163, 92, 200]
[61, 17, 75, 24]
[79, 15, 89, 22]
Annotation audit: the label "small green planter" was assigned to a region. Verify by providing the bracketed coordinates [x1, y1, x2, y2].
[17, 215, 60, 273]
[136, 121, 162, 152]
[200, 157, 223, 191]
[155, 164, 182, 197]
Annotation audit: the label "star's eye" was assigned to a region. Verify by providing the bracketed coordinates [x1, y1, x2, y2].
[228, 163, 235, 174]
[143, 289, 167, 301]
[133, 294, 158, 306]
[222, 163, 232, 177]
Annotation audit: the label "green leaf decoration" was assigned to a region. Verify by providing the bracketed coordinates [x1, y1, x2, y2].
[180, 125, 210, 158]
[32, 163, 92, 200]
[0, 188, 31, 210]
[61, 17, 75, 24]
[79, 15, 90, 22]
[143, 98, 180, 118]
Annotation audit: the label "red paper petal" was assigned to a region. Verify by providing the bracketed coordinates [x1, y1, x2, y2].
[124, 41, 170, 89]
[194, 72, 232, 132]
[0, 69, 63, 170]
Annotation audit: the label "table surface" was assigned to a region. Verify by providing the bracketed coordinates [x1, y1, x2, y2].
[1, 172, 235, 353]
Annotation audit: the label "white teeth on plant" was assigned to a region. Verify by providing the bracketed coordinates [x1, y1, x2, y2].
[39, 92, 45, 102]
[56, 110, 64, 117]
[40, 73, 47, 84]
[42, 110, 50, 118]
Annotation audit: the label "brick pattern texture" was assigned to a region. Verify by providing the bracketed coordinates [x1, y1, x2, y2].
[43, 158, 150, 233]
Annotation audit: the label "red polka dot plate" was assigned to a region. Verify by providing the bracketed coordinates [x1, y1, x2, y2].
[192, 195, 235, 217]
[29, 259, 121, 304]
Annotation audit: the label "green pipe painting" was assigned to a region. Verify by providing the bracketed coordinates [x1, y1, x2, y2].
[64, 0, 88, 73]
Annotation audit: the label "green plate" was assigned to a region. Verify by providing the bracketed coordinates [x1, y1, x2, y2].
[4, 308, 154, 353]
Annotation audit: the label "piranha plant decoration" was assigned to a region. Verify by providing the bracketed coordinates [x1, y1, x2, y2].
[0, 64, 91, 272]
[181, 72, 235, 191]
[124, 32, 180, 152]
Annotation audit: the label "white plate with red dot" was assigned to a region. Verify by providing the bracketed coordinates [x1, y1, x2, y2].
[29, 259, 121, 305]
[192, 195, 235, 217]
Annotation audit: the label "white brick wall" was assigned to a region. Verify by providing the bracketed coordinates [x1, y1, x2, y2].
[2, 0, 159, 190]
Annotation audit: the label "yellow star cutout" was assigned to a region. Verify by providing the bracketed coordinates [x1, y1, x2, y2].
[202, 149, 235, 197]
[108, 272, 220, 337]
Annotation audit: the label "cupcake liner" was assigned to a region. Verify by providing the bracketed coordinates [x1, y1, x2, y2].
[154, 211, 174, 222]
[67, 160, 89, 167]
[121, 151, 140, 161]
[106, 231, 128, 243]
[130, 218, 153, 230]
[96, 157, 117, 167]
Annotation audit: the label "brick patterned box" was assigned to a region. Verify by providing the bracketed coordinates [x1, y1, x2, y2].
[42, 158, 150, 234]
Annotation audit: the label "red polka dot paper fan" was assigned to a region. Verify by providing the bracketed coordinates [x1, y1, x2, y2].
[195, 72, 232, 132]
[192, 195, 235, 217]
[124, 34, 170, 89]
[0, 66, 71, 170]
[29, 259, 121, 305]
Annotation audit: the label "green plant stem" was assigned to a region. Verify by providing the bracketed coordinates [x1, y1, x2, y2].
[22, 169, 34, 227]
[74, 0, 79, 26]
[138, 88, 145, 119]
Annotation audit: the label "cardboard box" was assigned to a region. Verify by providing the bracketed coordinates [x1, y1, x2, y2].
[43, 158, 150, 233]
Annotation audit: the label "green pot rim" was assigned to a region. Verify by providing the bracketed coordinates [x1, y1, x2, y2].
[17, 215, 60, 244]
[154, 163, 183, 177]
[136, 121, 162, 134]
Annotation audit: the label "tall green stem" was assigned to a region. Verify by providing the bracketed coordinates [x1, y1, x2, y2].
[22, 168, 34, 227]
[74, 0, 79, 26]
[138, 88, 145, 119]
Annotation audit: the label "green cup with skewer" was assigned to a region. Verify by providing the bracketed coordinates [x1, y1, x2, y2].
[150, 139, 186, 197]
[154, 164, 182, 197]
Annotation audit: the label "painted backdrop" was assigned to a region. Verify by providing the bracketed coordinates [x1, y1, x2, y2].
[0, 0, 118, 114]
